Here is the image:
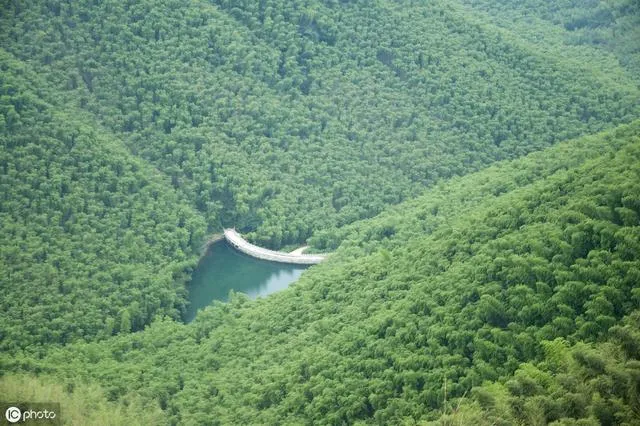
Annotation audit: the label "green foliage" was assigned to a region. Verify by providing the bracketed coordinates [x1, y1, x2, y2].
[0, 0, 637, 248]
[1, 1, 640, 424]
[0, 50, 205, 351]
[436, 323, 640, 425]
[459, 0, 640, 81]
[5, 122, 637, 424]
[0, 373, 165, 425]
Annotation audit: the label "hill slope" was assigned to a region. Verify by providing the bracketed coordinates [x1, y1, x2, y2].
[1, 2, 640, 424]
[6, 122, 638, 424]
[459, 0, 640, 82]
[1, 0, 637, 247]
[0, 49, 205, 351]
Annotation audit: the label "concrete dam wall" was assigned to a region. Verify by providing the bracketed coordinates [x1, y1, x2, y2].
[223, 229, 327, 265]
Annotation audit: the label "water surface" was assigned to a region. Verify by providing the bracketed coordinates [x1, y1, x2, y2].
[184, 241, 306, 322]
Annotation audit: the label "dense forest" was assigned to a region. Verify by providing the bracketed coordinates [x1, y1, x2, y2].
[1, 51, 205, 350]
[4, 122, 640, 424]
[1, 0, 639, 424]
[1, 0, 638, 248]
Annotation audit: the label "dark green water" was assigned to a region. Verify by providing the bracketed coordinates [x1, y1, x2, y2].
[184, 241, 307, 323]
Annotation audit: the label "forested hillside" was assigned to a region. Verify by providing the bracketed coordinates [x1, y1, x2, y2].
[0, 49, 205, 351]
[459, 0, 640, 81]
[1, 0, 638, 247]
[0, 373, 165, 425]
[3, 122, 638, 424]
[1, 1, 640, 424]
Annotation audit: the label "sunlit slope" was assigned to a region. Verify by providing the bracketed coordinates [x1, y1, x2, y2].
[0, 374, 165, 426]
[431, 314, 640, 425]
[1, 0, 637, 248]
[18, 122, 640, 424]
[0, 50, 205, 351]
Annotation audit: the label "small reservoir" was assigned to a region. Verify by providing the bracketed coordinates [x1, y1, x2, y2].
[184, 241, 307, 323]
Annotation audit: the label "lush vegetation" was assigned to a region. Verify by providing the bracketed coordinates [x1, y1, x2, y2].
[3, 122, 639, 424]
[1, 50, 205, 351]
[459, 0, 640, 82]
[1, 373, 164, 425]
[436, 320, 640, 425]
[1, 0, 638, 248]
[1, 1, 640, 424]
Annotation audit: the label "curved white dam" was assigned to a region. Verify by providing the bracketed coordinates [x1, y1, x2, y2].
[223, 229, 327, 265]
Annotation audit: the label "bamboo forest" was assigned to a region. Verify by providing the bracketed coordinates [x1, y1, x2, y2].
[1, 0, 640, 424]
